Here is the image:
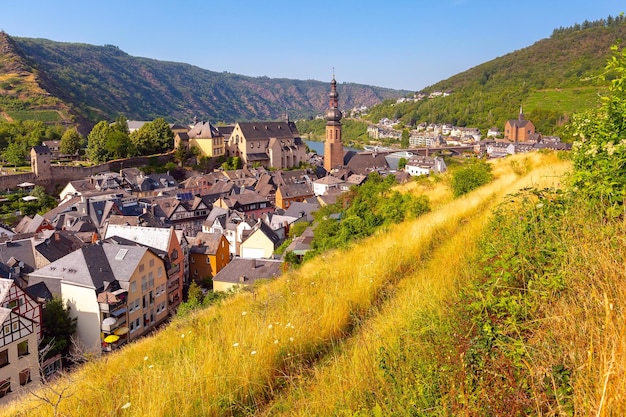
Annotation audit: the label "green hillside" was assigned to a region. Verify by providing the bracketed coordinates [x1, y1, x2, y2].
[365, 17, 626, 137]
[0, 31, 406, 130]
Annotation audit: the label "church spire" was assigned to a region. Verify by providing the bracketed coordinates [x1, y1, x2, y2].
[324, 72, 344, 172]
[519, 104, 524, 121]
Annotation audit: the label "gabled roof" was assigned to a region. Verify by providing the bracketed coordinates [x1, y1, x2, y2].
[237, 121, 299, 141]
[104, 224, 174, 253]
[29, 243, 151, 293]
[345, 152, 390, 175]
[190, 232, 224, 255]
[0, 236, 36, 275]
[32, 145, 50, 154]
[212, 258, 282, 286]
[188, 121, 222, 139]
[34, 230, 86, 263]
[283, 201, 319, 221]
[277, 182, 313, 199]
[244, 220, 281, 247]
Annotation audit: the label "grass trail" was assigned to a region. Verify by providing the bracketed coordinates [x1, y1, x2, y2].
[260, 153, 571, 415]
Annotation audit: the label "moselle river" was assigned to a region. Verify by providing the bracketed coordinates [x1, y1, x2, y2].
[304, 140, 360, 155]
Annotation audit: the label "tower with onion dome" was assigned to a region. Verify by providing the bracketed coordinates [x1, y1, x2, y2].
[324, 75, 343, 172]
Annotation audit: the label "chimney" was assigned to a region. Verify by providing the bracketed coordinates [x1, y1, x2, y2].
[239, 275, 245, 283]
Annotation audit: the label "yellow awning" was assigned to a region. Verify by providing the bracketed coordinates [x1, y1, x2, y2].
[113, 327, 129, 336]
[103, 334, 120, 343]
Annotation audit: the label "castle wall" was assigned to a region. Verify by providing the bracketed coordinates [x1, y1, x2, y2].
[3, 153, 174, 195]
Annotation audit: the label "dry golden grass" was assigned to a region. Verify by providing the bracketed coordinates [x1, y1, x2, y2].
[259, 153, 571, 416]
[0, 152, 573, 417]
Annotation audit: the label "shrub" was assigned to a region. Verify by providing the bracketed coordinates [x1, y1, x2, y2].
[450, 159, 493, 197]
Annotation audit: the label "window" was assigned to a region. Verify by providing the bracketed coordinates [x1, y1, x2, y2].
[2, 325, 9, 334]
[138, 264, 145, 273]
[191, 257, 195, 264]
[17, 340, 29, 357]
[0, 378, 10, 398]
[5, 300, 17, 309]
[19, 368, 30, 386]
[141, 276, 147, 292]
[0, 350, 8, 367]
[148, 272, 154, 289]
[149, 259, 155, 268]
[11, 322, 18, 332]
[206, 258, 210, 264]
[158, 267, 163, 277]
[130, 281, 137, 293]
[171, 249, 178, 261]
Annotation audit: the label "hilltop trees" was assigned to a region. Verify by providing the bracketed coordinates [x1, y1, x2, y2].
[86, 117, 173, 163]
[129, 118, 173, 155]
[59, 127, 83, 156]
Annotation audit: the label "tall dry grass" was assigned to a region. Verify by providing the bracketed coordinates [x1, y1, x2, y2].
[0, 152, 571, 416]
[258, 153, 571, 416]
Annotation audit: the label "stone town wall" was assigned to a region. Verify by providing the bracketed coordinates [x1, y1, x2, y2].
[3, 153, 174, 195]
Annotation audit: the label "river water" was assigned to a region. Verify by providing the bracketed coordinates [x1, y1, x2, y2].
[304, 140, 360, 156]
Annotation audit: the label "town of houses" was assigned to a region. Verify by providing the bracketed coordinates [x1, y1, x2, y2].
[0, 78, 570, 404]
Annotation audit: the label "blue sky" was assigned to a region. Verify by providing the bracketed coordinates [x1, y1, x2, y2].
[1, 1, 622, 91]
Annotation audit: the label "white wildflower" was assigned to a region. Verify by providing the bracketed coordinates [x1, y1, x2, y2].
[242, 311, 247, 316]
[143, 356, 148, 361]
[251, 351, 257, 355]
[268, 324, 273, 329]
[121, 403, 131, 409]
[233, 342, 239, 347]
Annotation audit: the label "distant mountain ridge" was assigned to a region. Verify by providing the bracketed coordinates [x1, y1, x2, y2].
[364, 16, 626, 135]
[0, 32, 408, 130]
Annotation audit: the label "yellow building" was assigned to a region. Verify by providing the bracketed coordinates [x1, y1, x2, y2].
[189, 232, 230, 283]
[28, 243, 168, 355]
[185, 121, 225, 158]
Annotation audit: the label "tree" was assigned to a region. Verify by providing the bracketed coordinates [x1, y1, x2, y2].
[86, 121, 112, 163]
[3, 141, 25, 166]
[59, 127, 83, 156]
[401, 129, 410, 148]
[451, 159, 493, 197]
[105, 129, 134, 159]
[174, 142, 190, 166]
[398, 157, 408, 170]
[41, 298, 77, 359]
[130, 118, 173, 155]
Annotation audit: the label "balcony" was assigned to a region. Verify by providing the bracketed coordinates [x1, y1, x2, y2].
[101, 308, 127, 332]
[98, 289, 128, 314]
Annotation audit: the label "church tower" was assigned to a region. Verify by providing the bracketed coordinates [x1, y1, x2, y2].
[324, 76, 343, 172]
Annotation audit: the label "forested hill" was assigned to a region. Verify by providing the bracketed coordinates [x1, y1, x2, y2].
[365, 16, 626, 136]
[0, 32, 407, 130]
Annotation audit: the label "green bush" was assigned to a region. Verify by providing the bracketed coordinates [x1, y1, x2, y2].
[450, 159, 493, 197]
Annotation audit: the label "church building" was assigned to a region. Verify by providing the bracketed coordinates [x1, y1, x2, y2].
[504, 106, 536, 142]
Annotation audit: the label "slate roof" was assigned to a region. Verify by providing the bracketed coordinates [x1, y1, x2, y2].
[29, 243, 151, 295]
[32, 145, 51, 154]
[190, 232, 223, 255]
[188, 121, 222, 138]
[237, 121, 299, 141]
[104, 224, 174, 253]
[345, 152, 390, 175]
[283, 201, 319, 222]
[34, 230, 86, 263]
[0, 237, 36, 275]
[212, 258, 282, 286]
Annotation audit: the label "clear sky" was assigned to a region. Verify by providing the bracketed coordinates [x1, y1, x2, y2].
[0, 1, 622, 91]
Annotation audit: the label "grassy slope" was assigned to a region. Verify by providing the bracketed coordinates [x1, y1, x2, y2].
[0, 152, 596, 417]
